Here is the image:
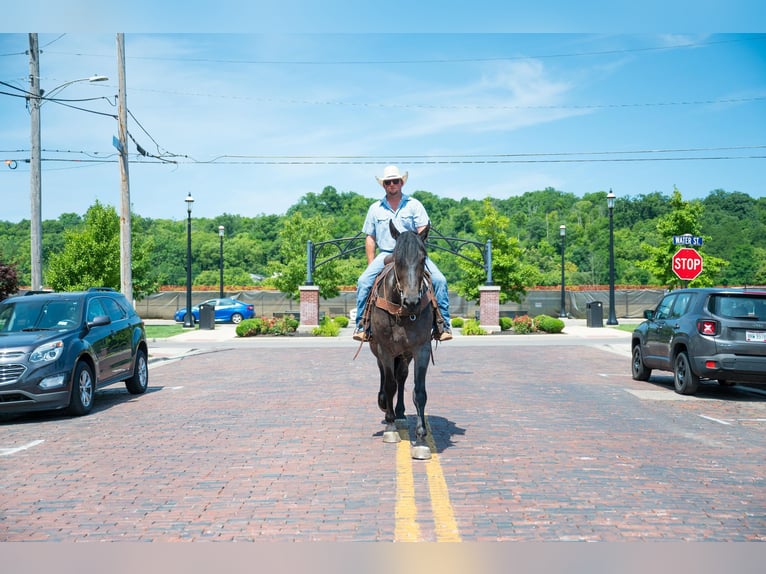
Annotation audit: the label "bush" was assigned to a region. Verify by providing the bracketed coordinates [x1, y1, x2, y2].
[499, 317, 513, 331]
[450, 317, 464, 328]
[512, 315, 535, 334]
[236, 318, 263, 337]
[333, 315, 349, 328]
[534, 314, 565, 334]
[313, 315, 341, 337]
[461, 318, 487, 335]
[236, 316, 299, 337]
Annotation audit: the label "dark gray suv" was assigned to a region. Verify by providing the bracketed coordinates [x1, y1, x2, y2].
[0, 288, 148, 416]
[632, 288, 766, 395]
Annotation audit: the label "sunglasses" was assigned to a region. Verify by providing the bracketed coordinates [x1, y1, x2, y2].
[383, 179, 402, 186]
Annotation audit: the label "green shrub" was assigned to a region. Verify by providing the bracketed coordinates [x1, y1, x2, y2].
[313, 315, 341, 337]
[512, 315, 535, 334]
[499, 316, 513, 331]
[333, 315, 349, 328]
[461, 318, 487, 335]
[236, 318, 263, 337]
[451, 317, 464, 328]
[236, 316, 299, 337]
[534, 314, 565, 334]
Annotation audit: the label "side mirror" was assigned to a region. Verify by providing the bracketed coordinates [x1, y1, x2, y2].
[87, 315, 111, 329]
[643, 309, 654, 320]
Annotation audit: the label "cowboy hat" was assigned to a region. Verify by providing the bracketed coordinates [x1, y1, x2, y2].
[375, 165, 408, 187]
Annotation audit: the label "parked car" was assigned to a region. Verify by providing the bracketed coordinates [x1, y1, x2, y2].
[631, 288, 766, 395]
[174, 297, 255, 324]
[0, 288, 149, 416]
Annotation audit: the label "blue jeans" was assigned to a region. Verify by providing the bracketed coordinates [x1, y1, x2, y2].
[355, 252, 451, 331]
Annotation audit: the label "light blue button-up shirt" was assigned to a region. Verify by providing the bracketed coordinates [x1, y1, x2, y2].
[362, 194, 430, 252]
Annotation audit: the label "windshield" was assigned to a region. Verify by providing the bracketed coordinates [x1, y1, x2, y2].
[0, 299, 83, 332]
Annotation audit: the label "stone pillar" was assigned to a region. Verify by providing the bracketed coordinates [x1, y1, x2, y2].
[298, 285, 320, 333]
[478, 285, 501, 333]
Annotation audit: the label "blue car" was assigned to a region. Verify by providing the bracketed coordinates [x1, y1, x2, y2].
[174, 297, 255, 325]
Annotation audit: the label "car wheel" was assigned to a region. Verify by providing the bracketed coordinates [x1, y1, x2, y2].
[68, 361, 95, 416]
[631, 345, 652, 381]
[673, 351, 700, 395]
[231, 313, 243, 324]
[125, 348, 149, 395]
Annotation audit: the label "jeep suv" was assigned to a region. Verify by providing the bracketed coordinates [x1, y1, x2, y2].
[632, 288, 766, 395]
[0, 288, 149, 416]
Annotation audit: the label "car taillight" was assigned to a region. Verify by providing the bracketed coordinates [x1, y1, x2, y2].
[697, 319, 719, 336]
[247, 305, 254, 311]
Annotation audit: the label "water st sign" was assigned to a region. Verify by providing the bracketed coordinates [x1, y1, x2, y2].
[672, 247, 703, 281]
[672, 235, 704, 246]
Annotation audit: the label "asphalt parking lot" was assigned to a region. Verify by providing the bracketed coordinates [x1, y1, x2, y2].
[2, 319, 764, 546]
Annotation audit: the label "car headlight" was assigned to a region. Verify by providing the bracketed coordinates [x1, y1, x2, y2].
[30, 340, 64, 363]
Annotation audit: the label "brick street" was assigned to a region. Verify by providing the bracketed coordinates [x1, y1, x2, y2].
[1, 329, 765, 542]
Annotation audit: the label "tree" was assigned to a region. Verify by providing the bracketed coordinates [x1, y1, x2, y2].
[637, 187, 726, 288]
[0, 260, 19, 300]
[454, 199, 540, 304]
[46, 201, 159, 297]
[265, 212, 348, 299]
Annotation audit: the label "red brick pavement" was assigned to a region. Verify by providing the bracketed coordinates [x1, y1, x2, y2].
[1, 343, 764, 542]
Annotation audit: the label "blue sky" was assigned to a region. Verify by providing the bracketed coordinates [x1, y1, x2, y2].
[1, 3, 765, 223]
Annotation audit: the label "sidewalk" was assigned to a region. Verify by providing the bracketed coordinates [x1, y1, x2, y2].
[145, 318, 636, 364]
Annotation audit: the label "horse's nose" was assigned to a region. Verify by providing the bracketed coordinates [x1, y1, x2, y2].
[401, 293, 421, 312]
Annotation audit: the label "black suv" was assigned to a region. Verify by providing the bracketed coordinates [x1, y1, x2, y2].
[632, 288, 766, 395]
[0, 288, 149, 416]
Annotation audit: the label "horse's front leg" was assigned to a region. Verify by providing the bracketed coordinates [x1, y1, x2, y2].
[378, 359, 400, 444]
[394, 356, 410, 425]
[410, 344, 432, 460]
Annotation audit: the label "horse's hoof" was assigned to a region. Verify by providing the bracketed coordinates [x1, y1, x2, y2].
[411, 444, 432, 460]
[383, 430, 401, 443]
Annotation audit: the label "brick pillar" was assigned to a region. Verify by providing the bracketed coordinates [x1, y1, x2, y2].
[478, 285, 501, 333]
[299, 285, 320, 331]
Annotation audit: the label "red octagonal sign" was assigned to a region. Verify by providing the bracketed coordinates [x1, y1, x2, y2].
[672, 247, 703, 281]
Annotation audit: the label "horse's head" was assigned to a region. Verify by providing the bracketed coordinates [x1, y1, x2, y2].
[389, 220, 429, 313]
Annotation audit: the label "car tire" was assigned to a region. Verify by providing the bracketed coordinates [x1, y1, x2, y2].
[231, 313, 243, 324]
[125, 348, 149, 395]
[673, 350, 700, 395]
[68, 361, 95, 416]
[631, 345, 652, 381]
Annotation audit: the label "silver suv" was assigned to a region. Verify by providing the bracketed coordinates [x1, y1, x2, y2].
[632, 288, 766, 394]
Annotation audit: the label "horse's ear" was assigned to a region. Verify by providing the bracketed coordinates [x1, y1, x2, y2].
[389, 219, 400, 240]
[419, 223, 430, 243]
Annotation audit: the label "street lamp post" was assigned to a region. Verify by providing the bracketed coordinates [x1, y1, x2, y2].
[183, 193, 195, 328]
[559, 225, 567, 318]
[27, 33, 108, 289]
[218, 225, 225, 298]
[607, 190, 619, 325]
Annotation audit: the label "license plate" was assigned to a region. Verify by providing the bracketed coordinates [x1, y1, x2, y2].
[746, 331, 766, 342]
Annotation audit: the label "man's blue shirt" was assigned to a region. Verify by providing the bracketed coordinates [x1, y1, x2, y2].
[362, 194, 429, 252]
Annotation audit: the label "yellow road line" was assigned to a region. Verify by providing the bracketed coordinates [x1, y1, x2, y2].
[394, 419, 461, 542]
[395, 436, 421, 542]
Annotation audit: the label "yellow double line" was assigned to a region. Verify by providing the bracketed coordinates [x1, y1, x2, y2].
[394, 420, 461, 542]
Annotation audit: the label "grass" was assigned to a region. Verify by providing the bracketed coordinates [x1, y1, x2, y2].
[612, 323, 639, 333]
[145, 324, 185, 339]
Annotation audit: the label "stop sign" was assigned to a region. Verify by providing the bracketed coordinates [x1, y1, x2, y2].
[672, 247, 703, 281]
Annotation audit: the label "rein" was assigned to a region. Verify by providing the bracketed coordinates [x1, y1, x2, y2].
[372, 263, 433, 319]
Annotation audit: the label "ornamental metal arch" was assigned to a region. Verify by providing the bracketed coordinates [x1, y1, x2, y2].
[306, 227, 492, 285]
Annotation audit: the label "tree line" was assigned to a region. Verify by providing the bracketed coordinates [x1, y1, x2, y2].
[0, 186, 764, 303]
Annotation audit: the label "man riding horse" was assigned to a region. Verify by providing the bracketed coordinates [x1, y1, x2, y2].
[353, 165, 452, 342]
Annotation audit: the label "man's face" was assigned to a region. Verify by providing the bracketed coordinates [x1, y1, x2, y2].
[383, 178, 403, 196]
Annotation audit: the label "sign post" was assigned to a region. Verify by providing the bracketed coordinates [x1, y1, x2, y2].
[672, 247, 703, 282]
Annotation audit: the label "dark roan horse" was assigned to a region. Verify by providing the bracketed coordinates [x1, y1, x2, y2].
[368, 220, 435, 460]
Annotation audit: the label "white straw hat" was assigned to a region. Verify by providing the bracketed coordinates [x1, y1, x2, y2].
[375, 165, 408, 187]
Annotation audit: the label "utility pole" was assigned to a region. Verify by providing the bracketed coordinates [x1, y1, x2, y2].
[116, 33, 133, 303]
[28, 33, 42, 290]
